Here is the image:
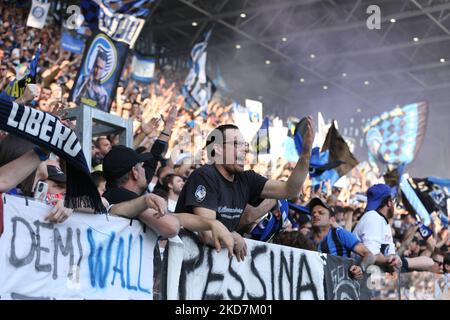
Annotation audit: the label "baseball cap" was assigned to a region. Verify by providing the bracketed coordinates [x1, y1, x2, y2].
[103, 145, 152, 182]
[47, 165, 67, 183]
[307, 197, 335, 216]
[365, 183, 393, 212]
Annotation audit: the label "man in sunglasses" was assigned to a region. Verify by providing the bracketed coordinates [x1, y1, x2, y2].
[175, 118, 314, 261]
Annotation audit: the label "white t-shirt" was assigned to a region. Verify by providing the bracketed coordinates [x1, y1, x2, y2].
[353, 210, 396, 256]
[168, 199, 177, 213]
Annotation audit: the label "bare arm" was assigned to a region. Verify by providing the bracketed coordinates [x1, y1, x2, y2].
[260, 116, 314, 199]
[137, 208, 180, 238]
[0, 150, 42, 192]
[157, 105, 177, 143]
[420, 236, 436, 258]
[238, 199, 277, 230]
[193, 207, 246, 261]
[404, 256, 434, 271]
[353, 243, 376, 270]
[344, 210, 353, 231]
[174, 213, 234, 257]
[374, 254, 402, 272]
[397, 225, 419, 256]
[109, 193, 167, 218]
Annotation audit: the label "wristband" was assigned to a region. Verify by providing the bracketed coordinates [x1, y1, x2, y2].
[33, 146, 49, 161]
[161, 131, 170, 137]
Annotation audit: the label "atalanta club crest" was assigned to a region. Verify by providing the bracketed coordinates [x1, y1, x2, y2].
[32, 6, 45, 19]
[195, 185, 206, 202]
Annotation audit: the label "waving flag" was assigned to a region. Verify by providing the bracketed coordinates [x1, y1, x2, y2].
[308, 122, 358, 187]
[364, 102, 428, 166]
[251, 117, 271, 158]
[105, 0, 152, 16]
[81, 0, 152, 34]
[401, 176, 449, 228]
[250, 200, 289, 242]
[182, 29, 216, 113]
[3, 46, 41, 101]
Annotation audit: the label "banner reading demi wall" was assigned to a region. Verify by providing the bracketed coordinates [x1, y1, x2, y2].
[0, 194, 157, 300]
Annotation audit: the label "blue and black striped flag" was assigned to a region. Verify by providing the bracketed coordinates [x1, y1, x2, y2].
[182, 29, 216, 113]
[81, 0, 153, 30]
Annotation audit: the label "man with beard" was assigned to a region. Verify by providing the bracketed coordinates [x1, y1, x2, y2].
[176, 118, 314, 261]
[353, 184, 403, 272]
[164, 174, 185, 213]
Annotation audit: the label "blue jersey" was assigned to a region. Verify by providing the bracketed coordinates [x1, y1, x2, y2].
[318, 227, 360, 258]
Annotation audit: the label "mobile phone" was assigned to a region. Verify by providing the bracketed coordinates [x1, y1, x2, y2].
[34, 181, 48, 202]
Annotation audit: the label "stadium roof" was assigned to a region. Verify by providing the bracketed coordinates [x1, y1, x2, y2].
[140, 0, 450, 176]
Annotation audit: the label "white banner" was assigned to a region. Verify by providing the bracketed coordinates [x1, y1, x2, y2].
[233, 100, 262, 143]
[98, 2, 146, 48]
[26, 0, 50, 29]
[172, 231, 326, 300]
[0, 194, 157, 300]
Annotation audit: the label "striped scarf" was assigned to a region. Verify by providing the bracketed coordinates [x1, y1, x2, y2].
[0, 98, 104, 212]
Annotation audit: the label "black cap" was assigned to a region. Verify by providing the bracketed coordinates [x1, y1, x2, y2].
[297, 214, 311, 227]
[103, 145, 152, 182]
[307, 197, 335, 216]
[47, 165, 67, 183]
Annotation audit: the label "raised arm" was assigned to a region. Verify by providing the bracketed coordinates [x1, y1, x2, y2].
[0, 149, 43, 192]
[260, 116, 314, 199]
[238, 198, 277, 230]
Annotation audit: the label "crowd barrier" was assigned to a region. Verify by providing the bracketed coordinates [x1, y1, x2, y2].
[0, 194, 446, 300]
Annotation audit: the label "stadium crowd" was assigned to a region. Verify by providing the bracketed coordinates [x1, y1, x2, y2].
[0, 1, 448, 300]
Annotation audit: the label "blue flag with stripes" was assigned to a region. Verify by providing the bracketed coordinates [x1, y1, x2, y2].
[250, 200, 289, 242]
[81, 0, 153, 30]
[182, 29, 216, 113]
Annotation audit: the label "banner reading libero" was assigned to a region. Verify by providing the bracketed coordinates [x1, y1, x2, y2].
[0, 194, 157, 300]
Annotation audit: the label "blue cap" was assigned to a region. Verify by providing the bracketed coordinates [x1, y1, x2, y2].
[365, 184, 393, 212]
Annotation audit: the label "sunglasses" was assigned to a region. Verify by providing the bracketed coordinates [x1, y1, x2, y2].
[433, 260, 443, 266]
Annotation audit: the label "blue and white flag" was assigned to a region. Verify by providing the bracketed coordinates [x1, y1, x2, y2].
[105, 0, 151, 17]
[97, 1, 146, 48]
[81, 0, 152, 47]
[250, 200, 289, 242]
[182, 29, 216, 113]
[61, 27, 86, 55]
[364, 102, 428, 166]
[131, 54, 155, 83]
[26, 0, 50, 29]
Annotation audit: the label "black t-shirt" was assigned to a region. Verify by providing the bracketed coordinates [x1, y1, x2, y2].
[175, 164, 268, 231]
[103, 187, 140, 205]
